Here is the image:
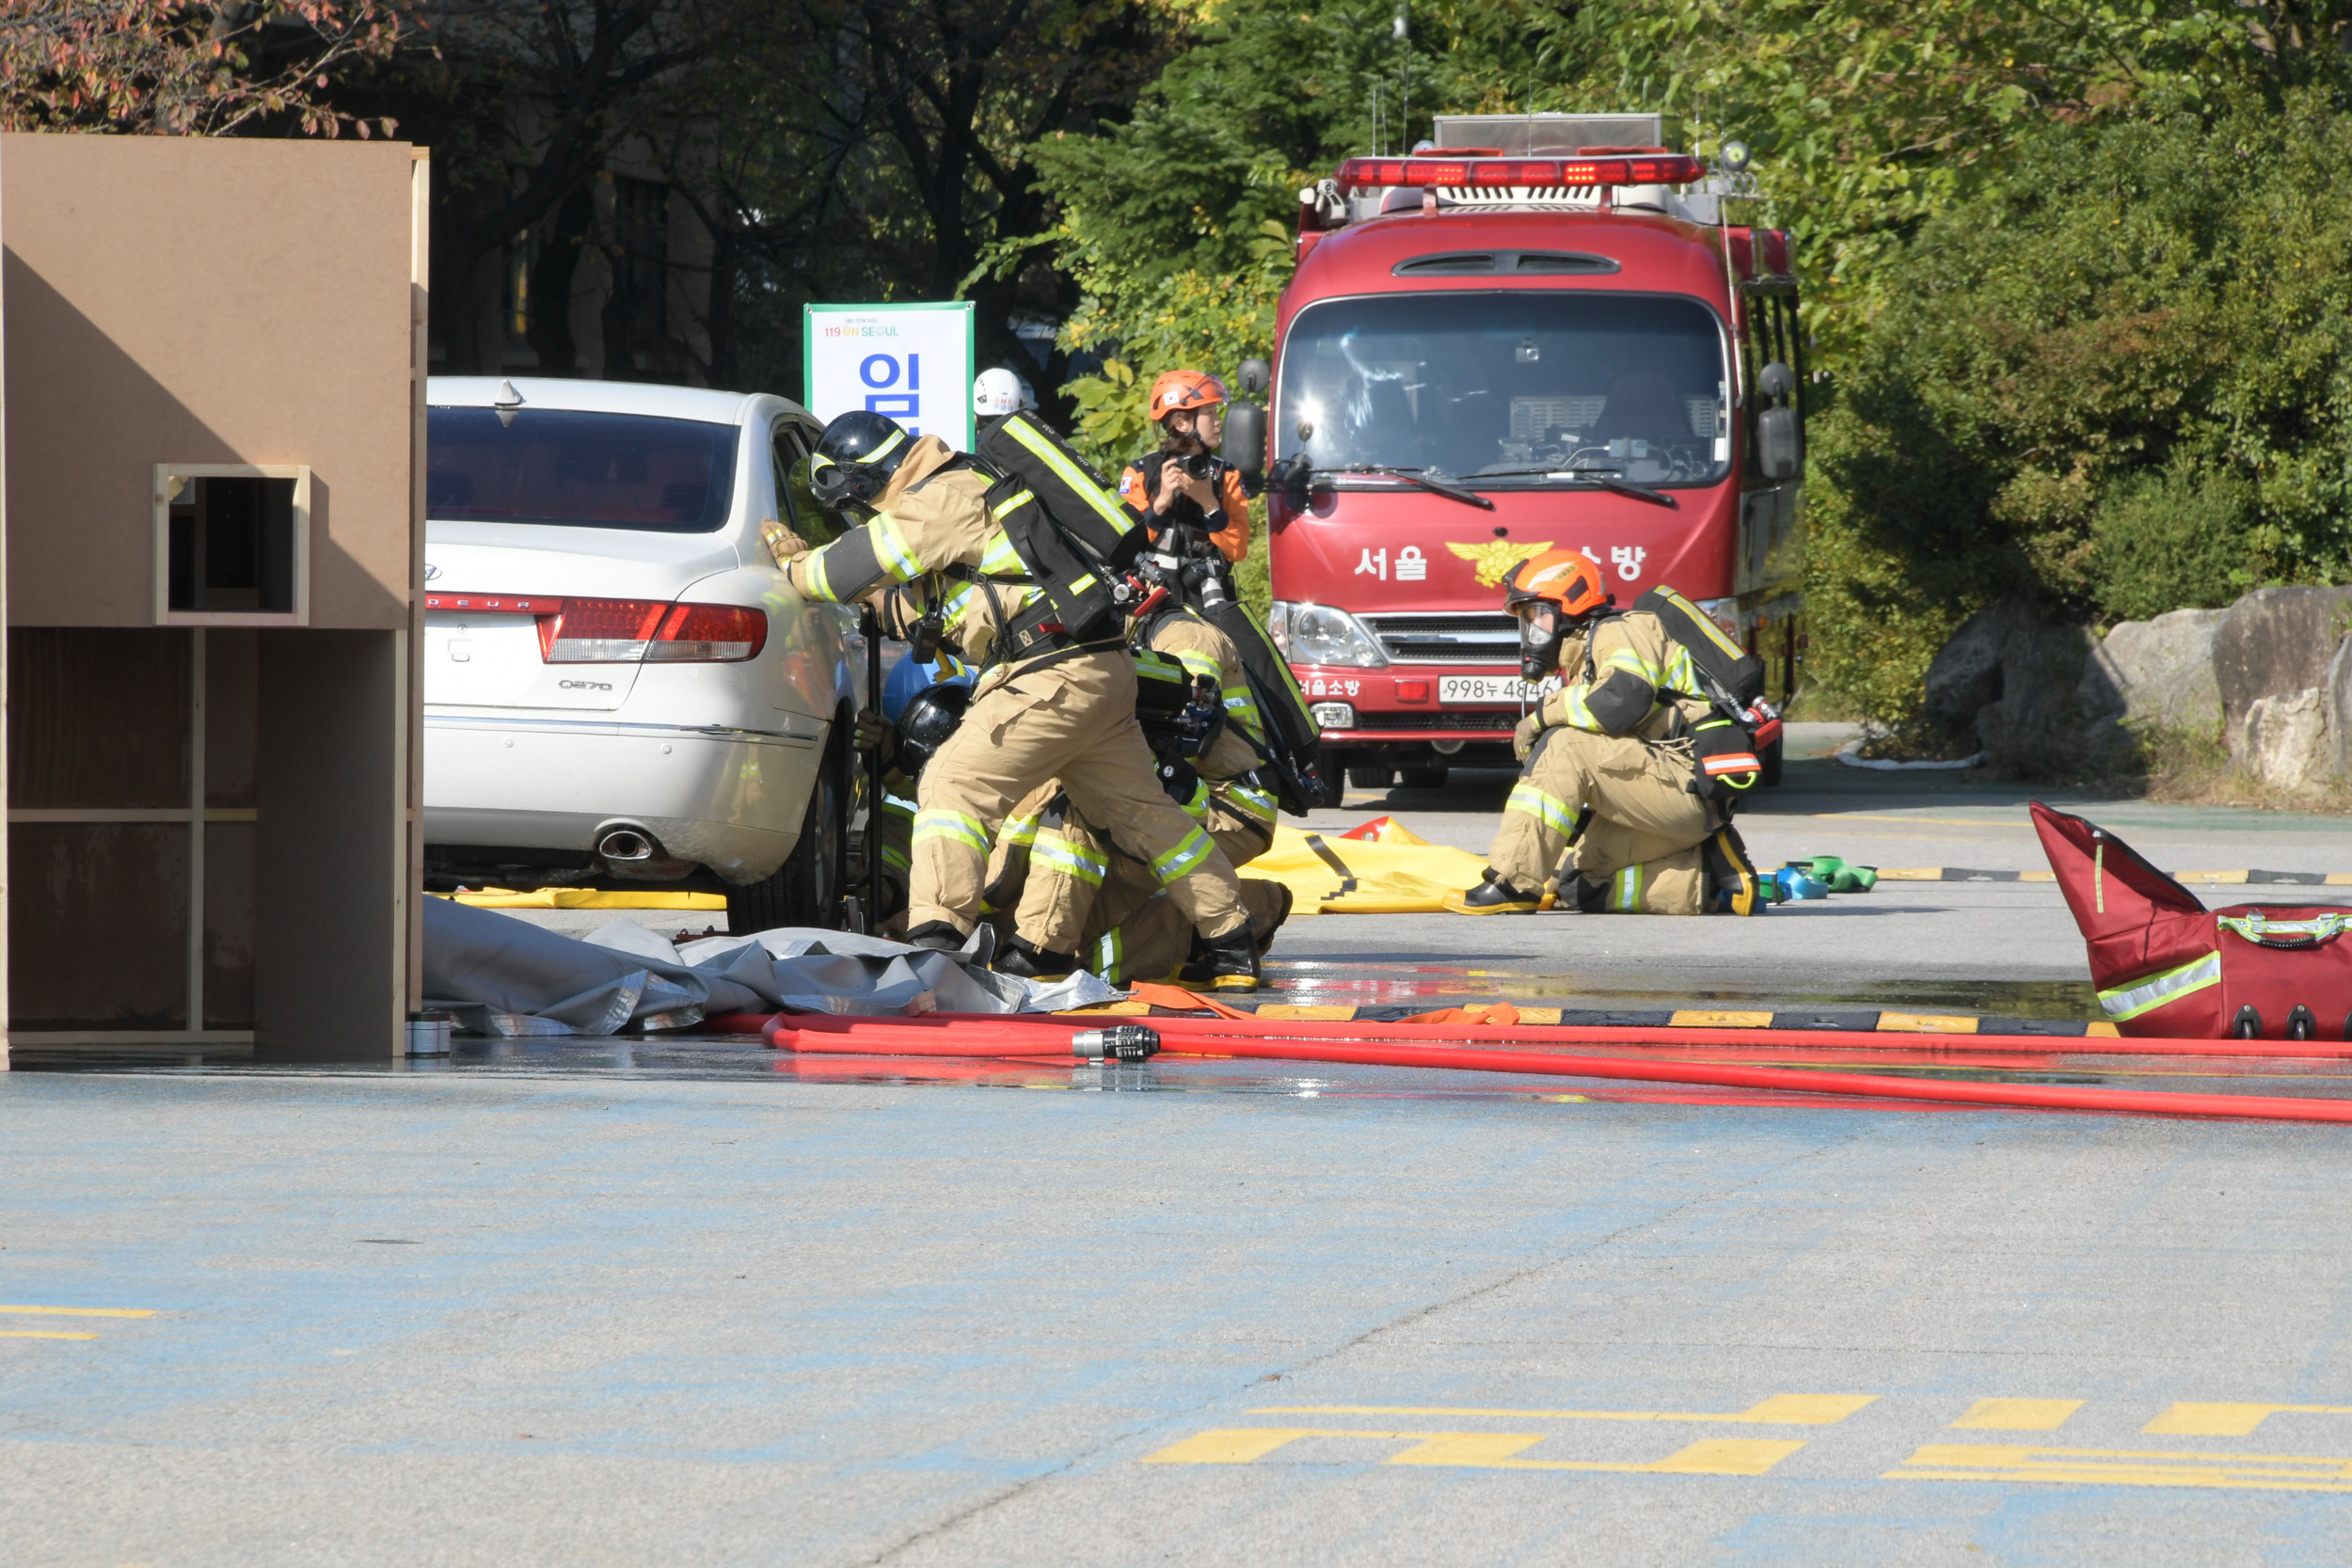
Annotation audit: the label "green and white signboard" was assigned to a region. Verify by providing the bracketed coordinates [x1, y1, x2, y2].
[803, 301, 977, 451]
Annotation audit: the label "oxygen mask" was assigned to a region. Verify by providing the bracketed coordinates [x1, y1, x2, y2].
[1517, 601, 1565, 683]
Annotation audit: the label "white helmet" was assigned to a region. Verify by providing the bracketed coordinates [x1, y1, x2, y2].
[973, 367, 1026, 418]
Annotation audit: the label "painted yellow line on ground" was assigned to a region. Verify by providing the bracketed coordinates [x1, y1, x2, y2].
[1255, 1005, 1360, 1021]
[2175, 871, 2250, 884]
[2144, 1402, 2352, 1436]
[1143, 1428, 1807, 1475]
[1255, 1394, 1876, 1425]
[1950, 1399, 2083, 1431]
[1887, 1443, 2352, 1491]
[1672, 1009, 1775, 1029]
[0, 1305, 156, 1318]
[0, 1330, 101, 1339]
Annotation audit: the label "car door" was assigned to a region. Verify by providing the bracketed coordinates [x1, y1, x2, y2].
[763, 416, 861, 715]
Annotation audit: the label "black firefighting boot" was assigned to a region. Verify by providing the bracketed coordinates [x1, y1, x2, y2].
[993, 934, 1078, 981]
[906, 921, 996, 963]
[1703, 825, 1761, 916]
[1572, 874, 1611, 913]
[1195, 923, 1263, 992]
[1443, 870, 1542, 915]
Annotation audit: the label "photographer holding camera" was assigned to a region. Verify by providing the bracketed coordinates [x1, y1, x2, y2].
[1116, 369, 1253, 565]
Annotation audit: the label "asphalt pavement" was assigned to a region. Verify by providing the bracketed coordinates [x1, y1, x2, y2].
[8, 734, 2352, 1565]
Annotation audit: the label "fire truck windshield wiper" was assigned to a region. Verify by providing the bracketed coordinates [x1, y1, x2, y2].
[1319, 464, 1497, 512]
[1470, 466, 1678, 509]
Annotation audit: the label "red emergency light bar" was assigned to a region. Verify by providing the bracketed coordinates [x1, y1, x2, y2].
[1335, 154, 1706, 193]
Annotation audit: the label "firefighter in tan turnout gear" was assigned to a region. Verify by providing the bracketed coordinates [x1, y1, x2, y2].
[770, 409, 1267, 988]
[1444, 551, 1764, 917]
[988, 597, 1290, 985]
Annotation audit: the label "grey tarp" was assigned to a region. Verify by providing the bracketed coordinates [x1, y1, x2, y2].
[421, 896, 1120, 1037]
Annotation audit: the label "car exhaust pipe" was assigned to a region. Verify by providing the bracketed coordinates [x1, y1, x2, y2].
[595, 825, 698, 881]
[598, 828, 655, 862]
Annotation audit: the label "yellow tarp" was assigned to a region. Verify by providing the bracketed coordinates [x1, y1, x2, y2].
[1239, 818, 1487, 914]
[437, 889, 730, 911]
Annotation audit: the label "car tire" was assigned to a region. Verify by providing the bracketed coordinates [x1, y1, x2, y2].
[727, 721, 849, 935]
[1348, 766, 1394, 789]
[1760, 735, 1785, 787]
[1399, 765, 1448, 789]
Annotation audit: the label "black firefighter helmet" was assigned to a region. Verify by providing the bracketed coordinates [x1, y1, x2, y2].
[810, 410, 914, 511]
[894, 678, 974, 783]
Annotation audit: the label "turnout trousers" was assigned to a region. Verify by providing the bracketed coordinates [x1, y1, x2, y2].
[1011, 792, 1273, 960]
[909, 650, 1249, 941]
[1487, 727, 1716, 915]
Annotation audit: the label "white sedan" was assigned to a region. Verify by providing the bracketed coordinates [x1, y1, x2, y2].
[421, 376, 865, 930]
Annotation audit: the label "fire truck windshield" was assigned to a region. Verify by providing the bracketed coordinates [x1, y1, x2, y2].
[1276, 292, 1731, 489]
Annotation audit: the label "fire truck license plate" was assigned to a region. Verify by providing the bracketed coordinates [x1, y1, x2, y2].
[1439, 674, 1557, 705]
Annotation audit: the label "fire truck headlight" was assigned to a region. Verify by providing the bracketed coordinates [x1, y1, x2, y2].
[1311, 702, 1356, 729]
[1286, 602, 1389, 668]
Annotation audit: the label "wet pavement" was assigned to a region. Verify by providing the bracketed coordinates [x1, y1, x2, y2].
[10, 753, 2352, 1564]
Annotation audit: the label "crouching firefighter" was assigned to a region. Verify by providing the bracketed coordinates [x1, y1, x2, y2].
[772, 408, 1265, 984]
[990, 601, 1291, 982]
[1444, 553, 1767, 916]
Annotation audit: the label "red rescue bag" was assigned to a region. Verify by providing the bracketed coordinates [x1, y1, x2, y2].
[2031, 801, 2352, 1040]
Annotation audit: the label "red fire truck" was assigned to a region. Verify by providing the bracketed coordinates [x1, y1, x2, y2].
[1241, 113, 1805, 797]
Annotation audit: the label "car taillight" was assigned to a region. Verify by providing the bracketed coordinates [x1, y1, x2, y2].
[644, 602, 766, 661]
[534, 597, 767, 663]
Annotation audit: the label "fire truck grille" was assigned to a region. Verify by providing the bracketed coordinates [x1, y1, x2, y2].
[1361, 613, 1522, 664]
[1348, 711, 1520, 732]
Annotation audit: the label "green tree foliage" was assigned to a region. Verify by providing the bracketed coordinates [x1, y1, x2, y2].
[1024, 0, 1571, 466]
[1804, 85, 2352, 736]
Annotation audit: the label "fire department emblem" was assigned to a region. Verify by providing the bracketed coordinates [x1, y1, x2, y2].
[1446, 539, 1552, 588]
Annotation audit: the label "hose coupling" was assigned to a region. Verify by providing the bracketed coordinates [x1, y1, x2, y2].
[1070, 1024, 1160, 1062]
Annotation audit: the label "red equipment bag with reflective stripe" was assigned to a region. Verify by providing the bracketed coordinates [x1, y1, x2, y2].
[2031, 801, 2352, 1040]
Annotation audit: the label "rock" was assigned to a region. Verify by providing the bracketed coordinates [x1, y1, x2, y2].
[1923, 599, 2098, 767]
[2077, 608, 2224, 736]
[2242, 688, 2332, 794]
[2213, 586, 2352, 754]
[2334, 635, 2352, 781]
[1922, 602, 2016, 731]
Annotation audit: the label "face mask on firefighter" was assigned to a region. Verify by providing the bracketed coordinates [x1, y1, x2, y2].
[1517, 601, 1565, 681]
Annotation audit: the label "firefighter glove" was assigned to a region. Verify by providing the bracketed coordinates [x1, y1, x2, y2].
[759, 517, 810, 567]
[1514, 710, 1548, 763]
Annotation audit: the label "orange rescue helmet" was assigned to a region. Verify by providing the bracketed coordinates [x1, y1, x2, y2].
[1150, 368, 1228, 423]
[1502, 549, 1613, 621]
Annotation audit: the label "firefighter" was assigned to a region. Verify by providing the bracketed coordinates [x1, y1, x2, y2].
[1117, 369, 1251, 565]
[992, 597, 1285, 980]
[1444, 552, 1762, 917]
[768, 409, 1266, 987]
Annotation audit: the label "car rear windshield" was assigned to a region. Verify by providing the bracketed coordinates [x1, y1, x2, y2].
[427, 407, 740, 531]
[1276, 292, 1730, 488]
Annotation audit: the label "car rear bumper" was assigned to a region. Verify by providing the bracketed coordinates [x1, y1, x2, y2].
[423, 713, 819, 883]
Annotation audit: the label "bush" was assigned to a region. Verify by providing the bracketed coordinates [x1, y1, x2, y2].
[2088, 465, 2265, 624]
[1805, 86, 2352, 736]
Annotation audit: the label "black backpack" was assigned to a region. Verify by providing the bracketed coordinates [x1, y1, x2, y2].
[975, 413, 1148, 643]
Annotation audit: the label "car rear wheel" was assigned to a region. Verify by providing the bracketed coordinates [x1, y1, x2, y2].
[1348, 766, 1394, 789]
[727, 722, 848, 935]
[1399, 765, 1449, 789]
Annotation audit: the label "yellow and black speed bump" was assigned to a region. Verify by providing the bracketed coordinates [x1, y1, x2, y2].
[1240, 1004, 2119, 1037]
[1876, 866, 2352, 885]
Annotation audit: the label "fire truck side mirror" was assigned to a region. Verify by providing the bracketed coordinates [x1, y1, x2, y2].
[1756, 405, 1802, 481]
[1236, 358, 1270, 397]
[1221, 401, 1267, 482]
[1756, 360, 1796, 401]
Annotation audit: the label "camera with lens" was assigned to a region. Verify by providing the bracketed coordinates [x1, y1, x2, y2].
[1176, 451, 1216, 482]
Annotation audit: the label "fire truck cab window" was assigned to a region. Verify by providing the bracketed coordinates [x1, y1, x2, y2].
[1276, 292, 1730, 488]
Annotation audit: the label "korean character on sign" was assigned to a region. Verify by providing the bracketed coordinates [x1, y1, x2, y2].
[1394, 545, 1427, 581]
[1356, 546, 1387, 580]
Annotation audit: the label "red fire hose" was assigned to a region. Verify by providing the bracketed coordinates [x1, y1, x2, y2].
[733, 1013, 2352, 1125]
